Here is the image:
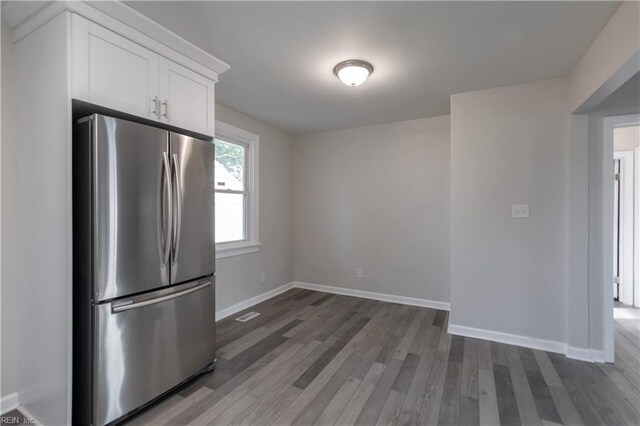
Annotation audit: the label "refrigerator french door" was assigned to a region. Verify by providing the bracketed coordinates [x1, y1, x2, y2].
[73, 114, 216, 426]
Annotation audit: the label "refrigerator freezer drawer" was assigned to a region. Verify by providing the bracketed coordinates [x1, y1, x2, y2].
[93, 278, 215, 425]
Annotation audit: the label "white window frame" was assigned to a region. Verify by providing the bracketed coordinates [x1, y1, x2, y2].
[214, 120, 260, 259]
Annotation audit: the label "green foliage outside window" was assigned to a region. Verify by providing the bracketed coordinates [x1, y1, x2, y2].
[215, 139, 244, 184]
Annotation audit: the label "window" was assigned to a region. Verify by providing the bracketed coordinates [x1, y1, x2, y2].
[214, 121, 260, 258]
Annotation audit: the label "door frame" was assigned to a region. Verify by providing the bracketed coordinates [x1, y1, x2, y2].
[613, 149, 635, 306]
[635, 146, 640, 308]
[603, 114, 639, 362]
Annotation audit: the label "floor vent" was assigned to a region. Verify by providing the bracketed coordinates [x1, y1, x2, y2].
[235, 311, 261, 322]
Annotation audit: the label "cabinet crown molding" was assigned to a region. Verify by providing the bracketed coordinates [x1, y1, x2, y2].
[5, 0, 230, 80]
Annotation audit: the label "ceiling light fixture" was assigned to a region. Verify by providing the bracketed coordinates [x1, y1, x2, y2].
[333, 59, 374, 87]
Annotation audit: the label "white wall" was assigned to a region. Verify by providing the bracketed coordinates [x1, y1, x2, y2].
[1, 22, 19, 407]
[450, 78, 569, 346]
[4, 14, 72, 420]
[293, 116, 450, 304]
[215, 103, 294, 312]
[614, 125, 640, 151]
[15, 13, 72, 424]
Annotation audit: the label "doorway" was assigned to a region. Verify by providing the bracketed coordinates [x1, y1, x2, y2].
[603, 115, 639, 362]
[613, 128, 638, 307]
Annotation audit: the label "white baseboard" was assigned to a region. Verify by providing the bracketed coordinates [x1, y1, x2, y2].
[293, 281, 450, 311]
[216, 282, 295, 321]
[591, 350, 606, 363]
[16, 405, 42, 425]
[294, 283, 603, 362]
[213, 280, 603, 363]
[448, 323, 567, 355]
[1, 395, 43, 425]
[449, 323, 606, 362]
[566, 347, 606, 363]
[565, 346, 592, 362]
[0, 393, 19, 415]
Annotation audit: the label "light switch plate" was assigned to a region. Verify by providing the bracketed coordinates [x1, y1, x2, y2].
[512, 204, 529, 219]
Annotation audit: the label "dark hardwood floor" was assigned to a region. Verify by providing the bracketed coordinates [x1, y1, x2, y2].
[117, 290, 639, 425]
[7, 290, 638, 425]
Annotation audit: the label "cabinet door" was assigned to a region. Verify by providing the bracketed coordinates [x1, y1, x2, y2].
[158, 57, 215, 136]
[72, 16, 159, 120]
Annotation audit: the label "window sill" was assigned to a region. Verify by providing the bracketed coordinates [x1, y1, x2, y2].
[216, 241, 261, 259]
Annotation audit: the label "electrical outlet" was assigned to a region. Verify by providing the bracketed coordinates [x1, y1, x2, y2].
[511, 204, 529, 219]
[356, 268, 364, 279]
[260, 272, 265, 282]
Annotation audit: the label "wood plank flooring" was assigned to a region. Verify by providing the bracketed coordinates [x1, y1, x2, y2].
[118, 291, 640, 425]
[8, 290, 638, 425]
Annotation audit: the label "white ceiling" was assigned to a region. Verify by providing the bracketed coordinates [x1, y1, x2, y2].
[126, 2, 619, 135]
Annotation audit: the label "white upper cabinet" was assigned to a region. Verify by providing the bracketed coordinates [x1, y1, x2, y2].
[71, 14, 217, 136]
[158, 58, 215, 136]
[72, 16, 159, 120]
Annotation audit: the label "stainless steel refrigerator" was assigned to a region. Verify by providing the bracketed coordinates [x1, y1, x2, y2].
[73, 114, 216, 425]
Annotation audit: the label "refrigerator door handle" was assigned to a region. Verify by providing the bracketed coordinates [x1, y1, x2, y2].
[111, 280, 211, 313]
[161, 152, 173, 265]
[171, 153, 183, 263]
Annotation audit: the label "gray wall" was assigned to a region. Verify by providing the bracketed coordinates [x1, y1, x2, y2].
[450, 78, 569, 344]
[567, 114, 590, 351]
[1, 23, 19, 402]
[587, 114, 606, 351]
[215, 103, 294, 311]
[293, 116, 450, 303]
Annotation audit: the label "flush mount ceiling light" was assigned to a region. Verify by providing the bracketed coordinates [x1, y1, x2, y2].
[333, 60, 374, 87]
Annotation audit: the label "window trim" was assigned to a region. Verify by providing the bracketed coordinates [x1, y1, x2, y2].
[214, 137, 249, 243]
[214, 120, 260, 259]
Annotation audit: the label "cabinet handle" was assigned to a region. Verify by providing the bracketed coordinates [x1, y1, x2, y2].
[150, 96, 158, 116]
[162, 100, 168, 118]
